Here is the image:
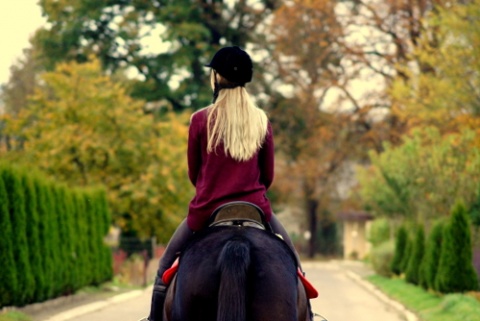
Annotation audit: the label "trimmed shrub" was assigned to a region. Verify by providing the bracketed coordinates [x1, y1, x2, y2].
[2, 166, 34, 306]
[405, 225, 425, 285]
[371, 240, 395, 277]
[21, 174, 44, 303]
[391, 225, 408, 275]
[0, 164, 112, 306]
[0, 169, 17, 307]
[400, 234, 412, 273]
[59, 186, 76, 294]
[96, 188, 113, 283]
[53, 185, 69, 295]
[34, 178, 54, 300]
[419, 219, 444, 290]
[435, 200, 479, 293]
[368, 218, 391, 247]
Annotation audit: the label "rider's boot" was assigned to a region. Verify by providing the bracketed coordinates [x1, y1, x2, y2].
[270, 215, 314, 320]
[148, 276, 167, 321]
[147, 219, 193, 321]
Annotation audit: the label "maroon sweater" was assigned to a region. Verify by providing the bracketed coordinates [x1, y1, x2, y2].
[187, 108, 274, 231]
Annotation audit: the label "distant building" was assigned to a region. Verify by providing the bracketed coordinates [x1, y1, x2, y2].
[337, 211, 373, 260]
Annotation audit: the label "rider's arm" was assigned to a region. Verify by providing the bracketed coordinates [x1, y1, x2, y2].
[259, 121, 274, 189]
[187, 113, 201, 187]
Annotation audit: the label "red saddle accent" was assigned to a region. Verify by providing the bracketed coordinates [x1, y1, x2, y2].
[162, 260, 318, 299]
[297, 268, 319, 299]
[162, 259, 179, 285]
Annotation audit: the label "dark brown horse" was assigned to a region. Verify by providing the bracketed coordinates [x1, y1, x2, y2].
[163, 225, 310, 321]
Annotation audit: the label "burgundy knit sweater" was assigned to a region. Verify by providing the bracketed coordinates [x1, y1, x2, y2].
[186, 107, 274, 231]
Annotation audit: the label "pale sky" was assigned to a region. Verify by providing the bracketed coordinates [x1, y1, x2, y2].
[0, 0, 46, 86]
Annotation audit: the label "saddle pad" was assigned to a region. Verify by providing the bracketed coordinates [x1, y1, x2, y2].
[297, 268, 319, 299]
[162, 259, 179, 285]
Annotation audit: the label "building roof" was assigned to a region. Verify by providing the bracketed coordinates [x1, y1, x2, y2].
[337, 211, 374, 222]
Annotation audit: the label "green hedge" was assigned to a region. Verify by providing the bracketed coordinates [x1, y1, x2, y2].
[0, 164, 112, 308]
[435, 201, 479, 293]
[387, 200, 479, 294]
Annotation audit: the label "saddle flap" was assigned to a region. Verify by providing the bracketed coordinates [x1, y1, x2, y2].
[162, 258, 179, 285]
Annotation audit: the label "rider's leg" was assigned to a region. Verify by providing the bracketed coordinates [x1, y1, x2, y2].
[148, 219, 193, 321]
[270, 215, 315, 321]
[269, 215, 302, 269]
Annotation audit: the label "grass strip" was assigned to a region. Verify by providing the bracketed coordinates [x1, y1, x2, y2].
[367, 275, 480, 321]
[0, 311, 31, 321]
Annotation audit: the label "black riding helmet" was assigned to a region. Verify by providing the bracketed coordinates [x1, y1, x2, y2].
[205, 46, 253, 85]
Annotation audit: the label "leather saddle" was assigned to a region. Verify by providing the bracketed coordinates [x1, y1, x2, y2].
[208, 201, 273, 233]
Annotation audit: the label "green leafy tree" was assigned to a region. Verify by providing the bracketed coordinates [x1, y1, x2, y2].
[390, 225, 408, 275]
[33, 0, 281, 111]
[405, 225, 425, 285]
[435, 201, 479, 293]
[419, 219, 444, 290]
[0, 167, 17, 307]
[357, 127, 480, 222]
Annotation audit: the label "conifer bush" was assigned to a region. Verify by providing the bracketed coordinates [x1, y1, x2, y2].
[21, 174, 44, 303]
[0, 164, 113, 308]
[2, 166, 34, 306]
[405, 225, 425, 285]
[0, 168, 17, 307]
[44, 182, 61, 297]
[420, 220, 444, 290]
[53, 185, 68, 295]
[34, 178, 54, 300]
[400, 234, 412, 273]
[391, 225, 408, 275]
[435, 200, 479, 293]
[96, 188, 113, 283]
[60, 187, 76, 293]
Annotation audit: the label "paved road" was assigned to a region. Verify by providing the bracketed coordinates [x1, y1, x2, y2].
[42, 261, 406, 321]
[303, 261, 405, 321]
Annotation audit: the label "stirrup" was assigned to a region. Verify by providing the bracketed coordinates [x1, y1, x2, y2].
[313, 313, 328, 321]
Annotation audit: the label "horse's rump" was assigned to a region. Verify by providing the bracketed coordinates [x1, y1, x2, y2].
[166, 226, 304, 321]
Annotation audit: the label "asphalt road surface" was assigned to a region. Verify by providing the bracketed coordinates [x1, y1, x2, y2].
[48, 261, 405, 321]
[304, 261, 404, 321]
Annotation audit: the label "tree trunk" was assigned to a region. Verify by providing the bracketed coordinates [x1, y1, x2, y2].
[307, 198, 318, 258]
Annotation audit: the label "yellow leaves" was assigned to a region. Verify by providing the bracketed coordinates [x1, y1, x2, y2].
[391, 0, 480, 137]
[3, 56, 193, 240]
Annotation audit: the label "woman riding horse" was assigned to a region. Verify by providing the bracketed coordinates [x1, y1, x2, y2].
[148, 46, 314, 321]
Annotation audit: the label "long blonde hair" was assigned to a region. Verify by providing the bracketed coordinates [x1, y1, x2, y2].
[207, 72, 268, 162]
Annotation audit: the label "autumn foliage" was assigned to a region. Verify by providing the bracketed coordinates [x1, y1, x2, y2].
[2, 59, 193, 242]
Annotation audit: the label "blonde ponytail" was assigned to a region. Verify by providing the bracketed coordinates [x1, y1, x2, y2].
[207, 84, 268, 162]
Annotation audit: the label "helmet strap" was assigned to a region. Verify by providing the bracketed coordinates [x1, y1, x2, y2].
[212, 71, 220, 104]
[212, 70, 244, 104]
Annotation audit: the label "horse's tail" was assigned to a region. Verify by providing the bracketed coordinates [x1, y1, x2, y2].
[217, 238, 251, 321]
